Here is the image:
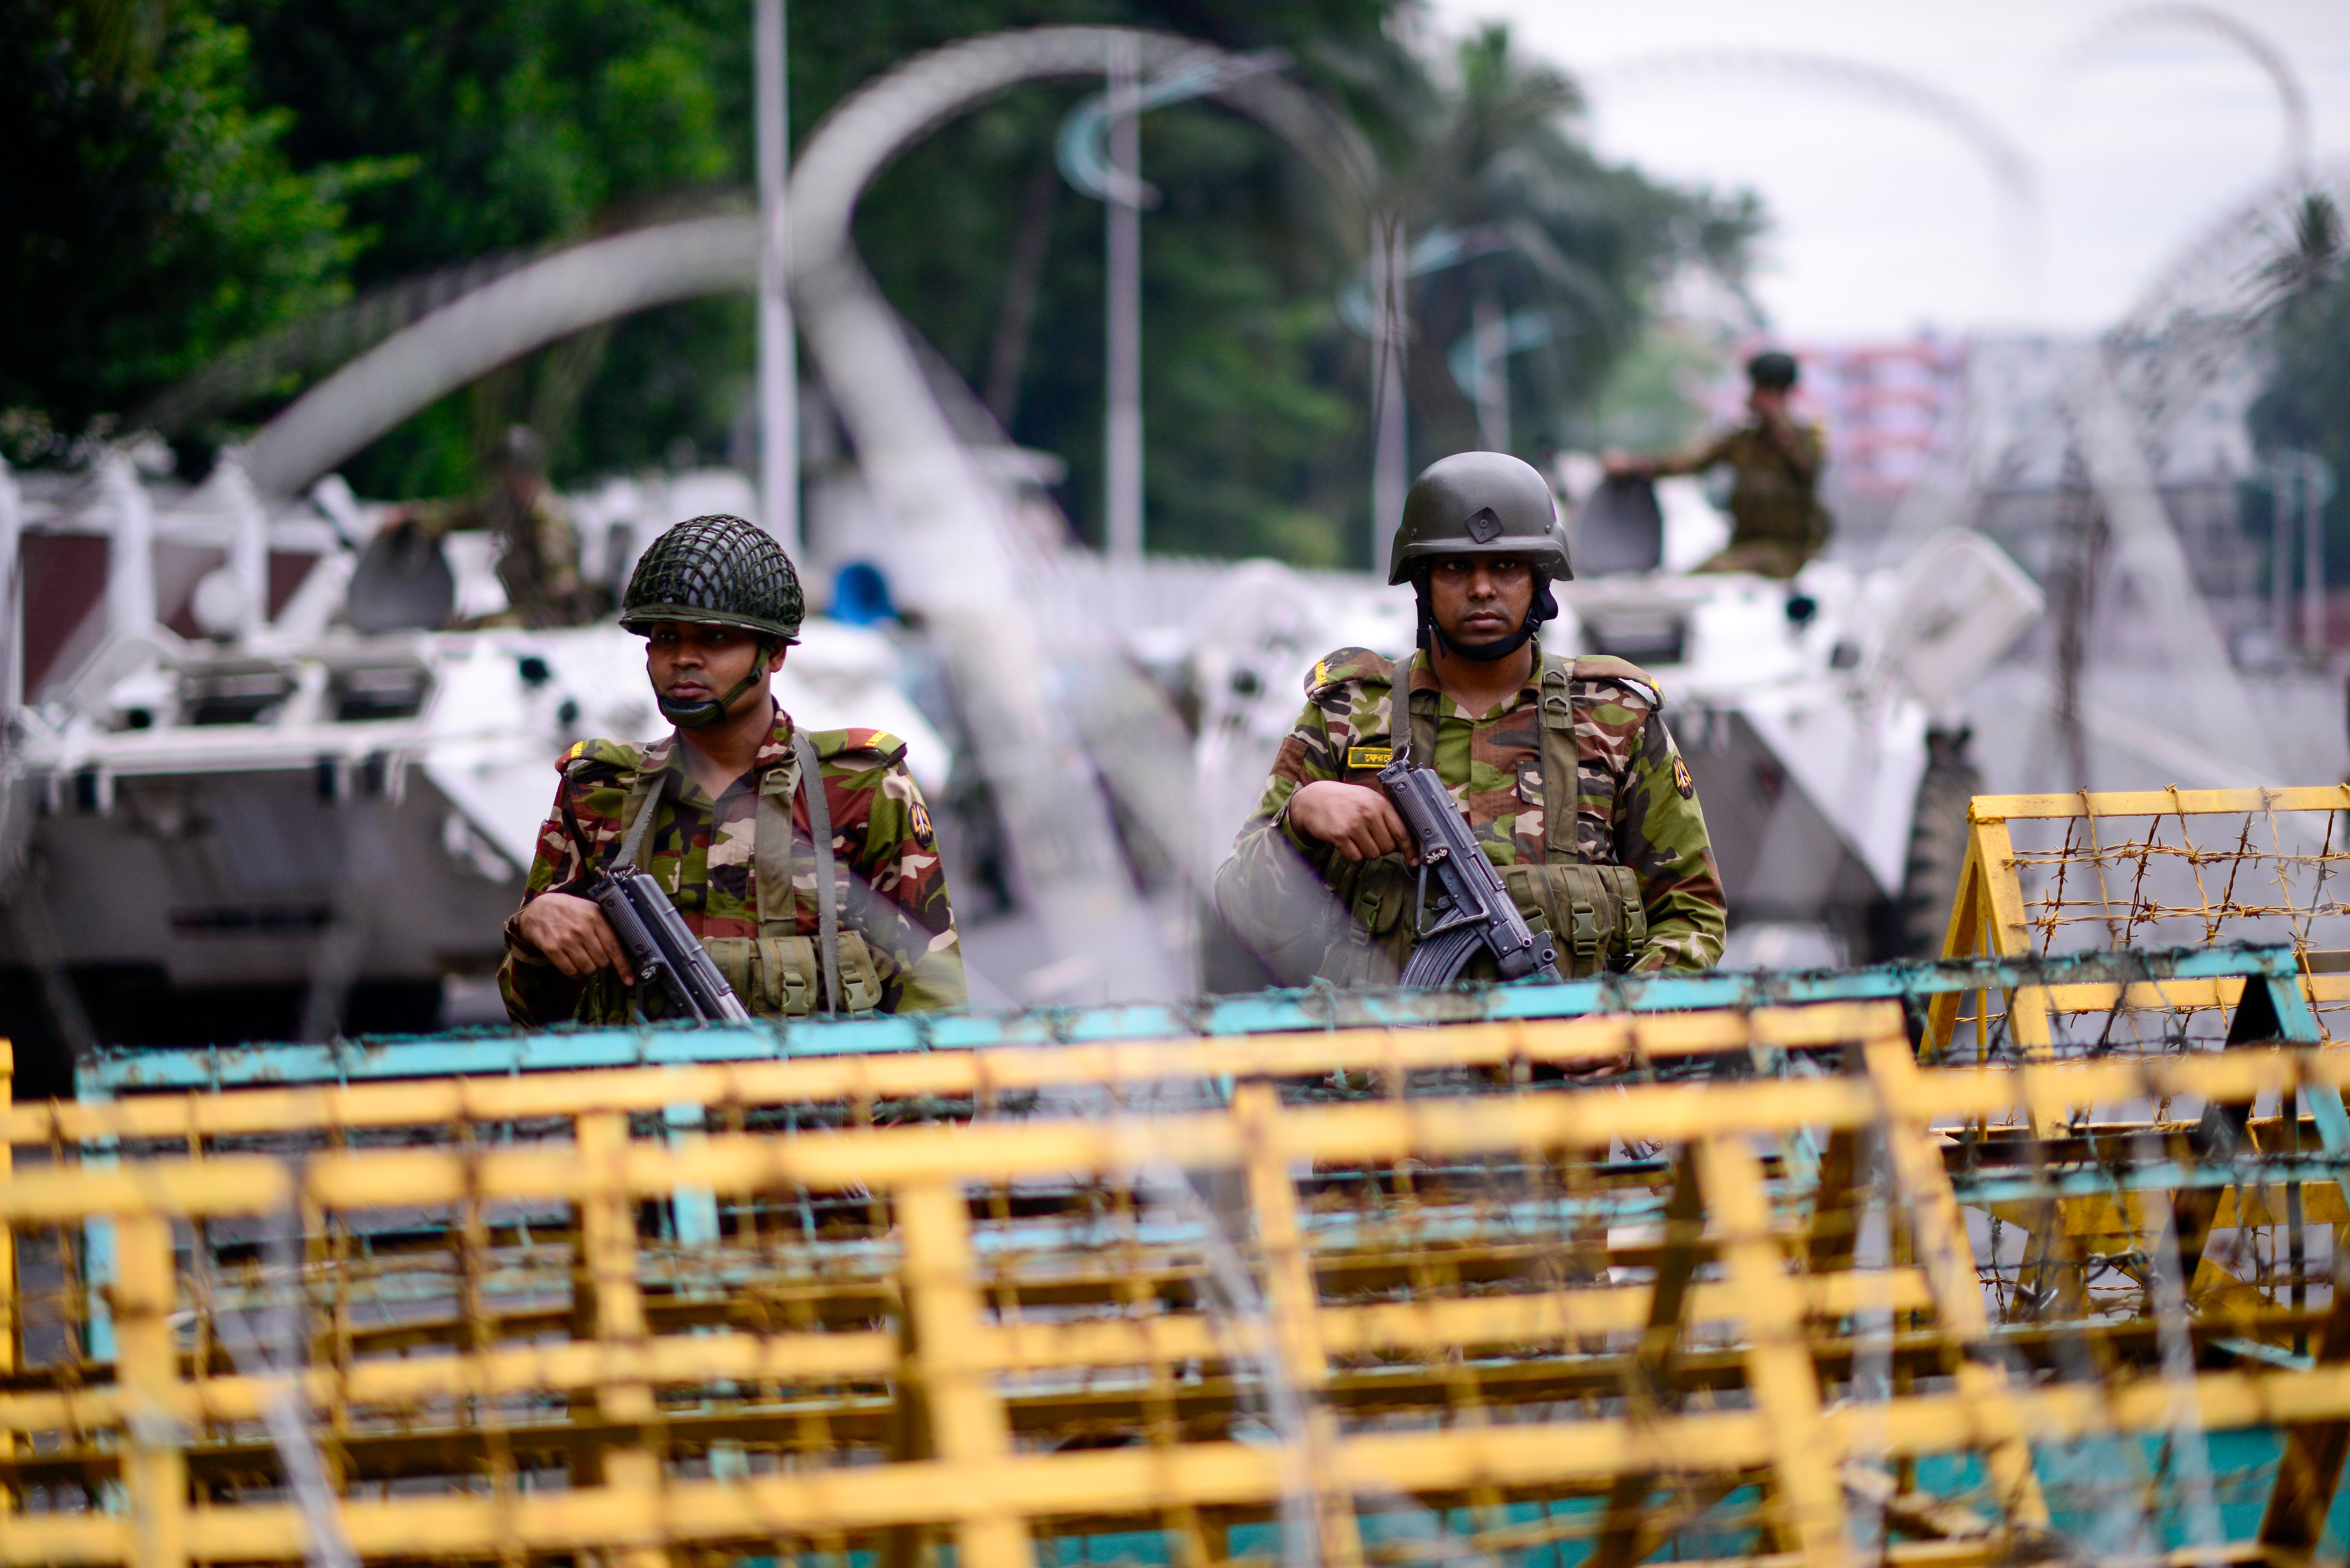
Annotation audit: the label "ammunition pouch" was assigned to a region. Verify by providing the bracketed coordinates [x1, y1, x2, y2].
[1323, 856, 1417, 986]
[1501, 863, 1645, 979]
[566, 931, 883, 1024]
[699, 933, 884, 1018]
[1322, 858, 1644, 985]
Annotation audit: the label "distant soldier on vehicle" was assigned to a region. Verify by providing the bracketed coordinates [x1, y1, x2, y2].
[499, 514, 965, 1023]
[1214, 452, 1726, 985]
[399, 425, 598, 628]
[1605, 349, 1830, 580]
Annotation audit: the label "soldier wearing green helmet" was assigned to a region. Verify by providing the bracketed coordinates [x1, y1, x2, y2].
[499, 514, 965, 1024]
[1214, 452, 1725, 985]
[1604, 349, 1831, 579]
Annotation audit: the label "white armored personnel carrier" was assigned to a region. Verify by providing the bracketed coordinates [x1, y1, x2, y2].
[0, 457, 945, 1089]
[0, 436, 2044, 1087]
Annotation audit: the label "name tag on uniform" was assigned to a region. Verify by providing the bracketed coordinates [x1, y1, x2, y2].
[1346, 745, 1393, 770]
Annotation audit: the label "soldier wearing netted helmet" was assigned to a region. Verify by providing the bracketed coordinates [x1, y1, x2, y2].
[499, 515, 965, 1023]
[1215, 452, 1725, 985]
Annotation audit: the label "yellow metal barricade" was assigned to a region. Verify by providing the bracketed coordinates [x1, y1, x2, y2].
[10, 1012, 2350, 1566]
[1934, 786, 2350, 1059]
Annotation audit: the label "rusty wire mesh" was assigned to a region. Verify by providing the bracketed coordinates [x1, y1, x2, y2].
[2014, 802, 2350, 957]
[1934, 787, 2350, 1061]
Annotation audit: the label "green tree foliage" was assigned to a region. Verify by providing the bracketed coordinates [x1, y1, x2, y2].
[216, 0, 751, 495]
[836, 18, 1755, 563]
[0, 0, 369, 447]
[1385, 26, 1761, 462]
[2255, 278, 2350, 464]
[907, 54, 1379, 563]
[207, 0, 1415, 539]
[14, 0, 1757, 570]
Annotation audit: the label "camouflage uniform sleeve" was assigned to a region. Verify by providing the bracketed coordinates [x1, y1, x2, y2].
[1612, 712, 1727, 972]
[496, 771, 596, 1027]
[1213, 694, 1348, 950]
[824, 737, 965, 1013]
[1646, 429, 1737, 479]
[1753, 414, 1823, 486]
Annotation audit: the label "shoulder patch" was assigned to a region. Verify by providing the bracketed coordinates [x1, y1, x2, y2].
[1672, 754, 1694, 798]
[1565, 655, 1665, 712]
[1307, 646, 1397, 698]
[559, 736, 651, 775]
[812, 726, 909, 766]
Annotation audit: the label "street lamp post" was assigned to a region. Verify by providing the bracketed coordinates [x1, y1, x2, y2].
[1471, 294, 1508, 452]
[1346, 222, 1518, 566]
[2273, 457, 2295, 653]
[754, 0, 799, 552]
[1369, 213, 1409, 570]
[2302, 452, 2332, 658]
[1104, 35, 1144, 562]
[1058, 48, 1290, 565]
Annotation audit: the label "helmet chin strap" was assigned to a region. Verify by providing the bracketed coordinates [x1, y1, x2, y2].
[1416, 574, 1558, 662]
[658, 641, 775, 729]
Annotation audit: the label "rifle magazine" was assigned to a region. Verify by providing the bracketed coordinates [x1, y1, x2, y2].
[1399, 922, 1485, 988]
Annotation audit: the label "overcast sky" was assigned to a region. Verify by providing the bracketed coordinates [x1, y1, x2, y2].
[1419, 0, 2350, 341]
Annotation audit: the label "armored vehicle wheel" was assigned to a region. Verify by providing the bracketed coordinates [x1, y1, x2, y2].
[1896, 726, 1980, 958]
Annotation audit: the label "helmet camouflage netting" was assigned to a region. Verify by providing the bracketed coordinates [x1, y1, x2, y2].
[620, 514, 805, 643]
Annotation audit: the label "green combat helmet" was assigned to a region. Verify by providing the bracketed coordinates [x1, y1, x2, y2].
[1747, 349, 1799, 390]
[620, 514, 805, 727]
[1388, 452, 1573, 661]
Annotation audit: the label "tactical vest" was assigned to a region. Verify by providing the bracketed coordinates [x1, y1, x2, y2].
[1322, 652, 1649, 984]
[569, 734, 885, 1022]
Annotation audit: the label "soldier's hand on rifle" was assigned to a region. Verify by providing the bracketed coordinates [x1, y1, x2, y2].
[1288, 780, 1419, 864]
[514, 892, 633, 982]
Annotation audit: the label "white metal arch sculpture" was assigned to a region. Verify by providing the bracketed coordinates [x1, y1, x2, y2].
[1580, 49, 2044, 297]
[782, 27, 1374, 998]
[2067, 4, 2314, 184]
[244, 217, 759, 497]
[241, 30, 1372, 501]
[241, 27, 1377, 1001]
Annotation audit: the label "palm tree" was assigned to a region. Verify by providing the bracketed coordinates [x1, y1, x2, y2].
[2253, 191, 2346, 319]
[1376, 26, 1761, 467]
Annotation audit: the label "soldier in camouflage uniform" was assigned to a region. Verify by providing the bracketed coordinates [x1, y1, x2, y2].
[399, 426, 599, 628]
[1215, 452, 1724, 984]
[1606, 350, 1830, 580]
[501, 514, 964, 1023]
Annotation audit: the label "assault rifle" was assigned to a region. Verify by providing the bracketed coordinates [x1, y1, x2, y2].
[589, 864, 752, 1021]
[1379, 749, 1562, 988]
